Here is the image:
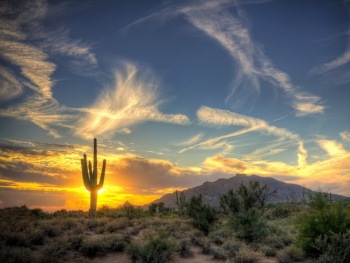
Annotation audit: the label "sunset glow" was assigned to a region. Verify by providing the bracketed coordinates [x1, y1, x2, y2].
[0, 0, 350, 211]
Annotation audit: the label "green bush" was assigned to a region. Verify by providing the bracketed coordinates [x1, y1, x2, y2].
[80, 234, 127, 257]
[230, 243, 263, 263]
[230, 208, 268, 243]
[311, 231, 350, 263]
[122, 201, 145, 219]
[105, 217, 130, 232]
[80, 238, 107, 257]
[177, 238, 193, 257]
[297, 194, 350, 257]
[222, 238, 241, 257]
[42, 237, 71, 261]
[187, 194, 215, 234]
[127, 229, 178, 263]
[277, 245, 305, 262]
[268, 204, 298, 219]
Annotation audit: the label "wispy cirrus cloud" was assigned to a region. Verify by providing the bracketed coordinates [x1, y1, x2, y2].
[0, 66, 23, 101]
[180, 1, 324, 116]
[197, 106, 300, 140]
[179, 106, 308, 166]
[310, 24, 350, 75]
[175, 133, 204, 146]
[341, 131, 350, 141]
[0, 0, 99, 138]
[75, 62, 191, 139]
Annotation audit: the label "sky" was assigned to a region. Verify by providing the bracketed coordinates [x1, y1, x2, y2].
[0, 0, 350, 211]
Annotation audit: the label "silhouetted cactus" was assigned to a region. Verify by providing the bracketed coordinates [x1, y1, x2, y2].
[81, 138, 106, 217]
[175, 190, 187, 216]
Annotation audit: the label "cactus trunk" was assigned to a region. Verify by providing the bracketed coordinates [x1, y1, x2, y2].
[90, 190, 98, 216]
[81, 138, 106, 217]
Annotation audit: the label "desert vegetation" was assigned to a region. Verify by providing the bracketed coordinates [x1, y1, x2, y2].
[1, 183, 350, 263]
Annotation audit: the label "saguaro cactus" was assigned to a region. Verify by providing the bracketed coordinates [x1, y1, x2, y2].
[81, 138, 106, 217]
[176, 190, 187, 216]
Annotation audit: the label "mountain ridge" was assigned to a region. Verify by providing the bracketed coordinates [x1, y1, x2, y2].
[150, 174, 347, 209]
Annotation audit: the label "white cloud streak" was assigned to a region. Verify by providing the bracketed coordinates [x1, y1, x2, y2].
[180, 1, 324, 116]
[192, 106, 308, 166]
[310, 23, 350, 75]
[176, 133, 204, 146]
[341, 131, 350, 141]
[0, 66, 23, 101]
[75, 62, 191, 139]
[0, 0, 97, 137]
[197, 106, 300, 140]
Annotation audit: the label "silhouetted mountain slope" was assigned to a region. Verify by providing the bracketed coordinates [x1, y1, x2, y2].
[151, 174, 347, 209]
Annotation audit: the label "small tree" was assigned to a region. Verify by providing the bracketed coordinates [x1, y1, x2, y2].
[219, 180, 276, 214]
[187, 194, 215, 234]
[219, 189, 240, 214]
[297, 191, 350, 259]
[123, 201, 136, 219]
[157, 202, 165, 213]
[221, 181, 274, 243]
[149, 203, 158, 216]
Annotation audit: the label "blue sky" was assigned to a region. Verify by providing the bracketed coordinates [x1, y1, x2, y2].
[0, 0, 350, 210]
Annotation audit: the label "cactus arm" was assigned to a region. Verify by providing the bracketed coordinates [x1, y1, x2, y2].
[88, 161, 93, 182]
[93, 138, 98, 185]
[81, 154, 91, 190]
[97, 159, 106, 189]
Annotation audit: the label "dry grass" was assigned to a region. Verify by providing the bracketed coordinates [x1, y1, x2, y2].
[0, 204, 312, 263]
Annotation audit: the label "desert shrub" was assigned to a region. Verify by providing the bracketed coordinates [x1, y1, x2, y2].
[42, 221, 63, 237]
[79, 234, 127, 257]
[212, 247, 227, 260]
[4, 231, 29, 247]
[127, 229, 178, 263]
[222, 238, 241, 257]
[187, 194, 215, 234]
[277, 245, 305, 263]
[30, 208, 47, 219]
[189, 229, 206, 246]
[311, 231, 350, 263]
[259, 245, 277, 257]
[103, 234, 128, 252]
[80, 238, 107, 257]
[122, 201, 144, 219]
[230, 243, 263, 263]
[209, 227, 233, 245]
[264, 234, 291, 250]
[67, 234, 85, 250]
[29, 228, 45, 246]
[105, 217, 130, 232]
[230, 208, 268, 243]
[42, 237, 71, 262]
[0, 246, 33, 263]
[296, 192, 350, 257]
[268, 204, 296, 219]
[177, 238, 193, 257]
[61, 218, 78, 231]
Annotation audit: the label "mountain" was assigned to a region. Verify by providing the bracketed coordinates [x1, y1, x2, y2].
[151, 174, 347, 209]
